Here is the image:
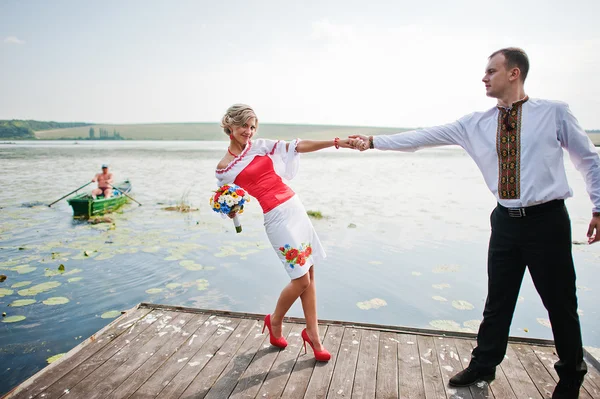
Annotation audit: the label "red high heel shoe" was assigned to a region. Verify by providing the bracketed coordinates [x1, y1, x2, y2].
[262, 314, 288, 348]
[301, 328, 331, 362]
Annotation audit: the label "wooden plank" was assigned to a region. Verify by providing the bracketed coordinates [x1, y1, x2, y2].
[328, 327, 361, 398]
[105, 313, 208, 399]
[450, 339, 494, 399]
[137, 303, 556, 346]
[417, 335, 446, 399]
[457, 340, 516, 399]
[352, 329, 379, 399]
[254, 324, 305, 399]
[176, 318, 257, 398]
[303, 325, 345, 399]
[397, 333, 425, 399]
[228, 323, 293, 399]
[510, 343, 559, 399]
[35, 309, 170, 399]
[153, 316, 242, 398]
[7, 306, 152, 399]
[531, 345, 597, 399]
[128, 315, 232, 399]
[62, 311, 191, 399]
[433, 337, 474, 399]
[499, 344, 543, 399]
[202, 321, 268, 399]
[376, 331, 399, 399]
[278, 324, 327, 399]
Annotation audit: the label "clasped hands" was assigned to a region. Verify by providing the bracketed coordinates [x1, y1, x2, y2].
[337, 135, 371, 151]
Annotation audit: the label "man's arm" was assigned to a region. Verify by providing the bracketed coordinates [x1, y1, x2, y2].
[558, 104, 600, 243]
[351, 120, 467, 152]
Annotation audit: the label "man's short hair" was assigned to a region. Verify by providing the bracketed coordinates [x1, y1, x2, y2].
[489, 47, 529, 82]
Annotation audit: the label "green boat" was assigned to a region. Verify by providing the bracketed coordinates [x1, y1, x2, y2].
[67, 180, 132, 217]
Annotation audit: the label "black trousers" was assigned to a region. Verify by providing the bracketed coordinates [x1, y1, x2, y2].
[470, 200, 587, 381]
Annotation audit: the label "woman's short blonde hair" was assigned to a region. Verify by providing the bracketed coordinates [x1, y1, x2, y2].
[221, 104, 259, 135]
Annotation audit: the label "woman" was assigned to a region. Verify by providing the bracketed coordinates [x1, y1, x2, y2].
[215, 104, 354, 361]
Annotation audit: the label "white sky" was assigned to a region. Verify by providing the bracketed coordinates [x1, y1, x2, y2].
[1, 0, 599, 129]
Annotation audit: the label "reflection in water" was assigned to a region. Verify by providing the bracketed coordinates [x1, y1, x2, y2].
[0, 141, 599, 394]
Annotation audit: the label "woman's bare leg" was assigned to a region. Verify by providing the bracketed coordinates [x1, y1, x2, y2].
[270, 272, 310, 338]
[300, 266, 325, 351]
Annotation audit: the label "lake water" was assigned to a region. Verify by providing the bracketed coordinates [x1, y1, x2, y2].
[0, 140, 599, 395]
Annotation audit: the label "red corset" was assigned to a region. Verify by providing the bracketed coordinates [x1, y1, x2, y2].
[234, 155, 295, 214]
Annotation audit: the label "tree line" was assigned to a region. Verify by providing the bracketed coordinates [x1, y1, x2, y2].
[0, 120, 91, 139]
[88, 127, 124, 140]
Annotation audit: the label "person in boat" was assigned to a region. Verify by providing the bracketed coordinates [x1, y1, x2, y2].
[91, 164, 114, 199]
[215, 104, 357, 362]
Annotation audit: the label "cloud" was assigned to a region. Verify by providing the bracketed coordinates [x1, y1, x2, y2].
[4, 36, 25, 45]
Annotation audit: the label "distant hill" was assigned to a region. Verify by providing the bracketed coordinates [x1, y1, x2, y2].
[0, 120, 91, 140]
[34, 122, 410, 141]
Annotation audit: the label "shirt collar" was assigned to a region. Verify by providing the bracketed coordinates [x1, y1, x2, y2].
[497, 95, 529, 111]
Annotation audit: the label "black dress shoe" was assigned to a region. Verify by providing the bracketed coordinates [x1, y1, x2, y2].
[552, 378, 583, 399]
[449, 366, 496, 387]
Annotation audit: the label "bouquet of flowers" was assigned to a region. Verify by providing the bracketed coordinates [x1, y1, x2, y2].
[210, 184, 249, 233]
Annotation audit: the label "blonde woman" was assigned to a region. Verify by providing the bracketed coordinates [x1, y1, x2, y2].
[215, 104, 355, 361]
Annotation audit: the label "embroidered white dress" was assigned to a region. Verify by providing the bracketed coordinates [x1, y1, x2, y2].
[216, 138, 326, 279]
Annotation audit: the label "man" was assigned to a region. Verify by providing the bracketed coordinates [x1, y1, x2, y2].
[351, 48, 600, 399]
[91, 164, 114, 199]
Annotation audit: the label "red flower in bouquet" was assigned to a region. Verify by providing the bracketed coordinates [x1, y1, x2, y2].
[304, 246, 312, 256]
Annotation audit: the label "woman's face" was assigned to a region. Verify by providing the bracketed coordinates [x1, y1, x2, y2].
[230, 117, 256, 146]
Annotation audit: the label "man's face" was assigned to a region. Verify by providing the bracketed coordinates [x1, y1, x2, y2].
[102, 167, 108, 174]
[482, 54, 511, 99]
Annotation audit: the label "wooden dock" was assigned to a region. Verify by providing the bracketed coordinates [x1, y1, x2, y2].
[4, 303, 600, 399]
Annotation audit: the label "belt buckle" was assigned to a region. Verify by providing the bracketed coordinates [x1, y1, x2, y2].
[508, 207, 526, 217]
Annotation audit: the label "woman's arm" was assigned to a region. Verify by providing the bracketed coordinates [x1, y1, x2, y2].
[289, 138, 354, 153]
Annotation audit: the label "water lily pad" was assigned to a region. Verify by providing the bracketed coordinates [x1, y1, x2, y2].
[145, 288, 163, 294]
[429, 319, 461, 330]
[411, 271, 422, 276]
[179, 260, 204, 271]
[452, 300, 474, 310]
[196, 279, 209, 291]
[432, 296, 447, 302]
[142, 246, 160, 253]
[166, 283, 182, 289]
[356, 298, 388, 310]
[68, 277, 83, 283]
[537, 318, 552, 328]
[101, 310, 121, 319]
[47, 353, 65, 364]
[432, 283, 451, 290]
[8, 299, 36, 307]
[18, 281, 62, 296]
[2, 315, 26, 323]
[45, 268, 66, 277]
[11, 281, 31, 288]
[43, 297, 70, 305]
[433, 264, 461, 273]
[12, 265, 37, 274]
[0, 288, 14, 297]
[63, 268, 82, 276]
[463, 320, 481, 331]
[94, 253, 115, 261]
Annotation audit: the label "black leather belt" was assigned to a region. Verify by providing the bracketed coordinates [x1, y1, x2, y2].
[497, 199, 564, 218]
